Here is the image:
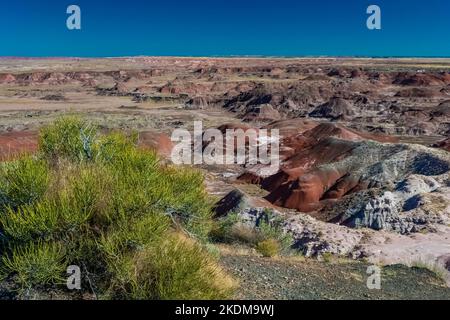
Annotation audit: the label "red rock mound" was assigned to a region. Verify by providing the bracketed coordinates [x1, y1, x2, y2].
[266, 163, 355, 212]
[0, 73, 16, 83]
[263, 119, 318, 137]
[0, 131, 38, 161]
[277, 122, 396, 158]
[238, 122, 398, 213]
[138, 131, 173, 157]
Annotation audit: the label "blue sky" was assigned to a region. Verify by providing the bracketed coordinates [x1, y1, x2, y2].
[1, 0, 449, 57]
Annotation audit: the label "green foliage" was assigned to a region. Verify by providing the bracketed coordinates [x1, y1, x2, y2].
[257, 217, 293, 255]
[209, 213, 240, 242]
[104, 149, 161, 222]
[38, 116, 97, 162]
[107, 234, 235, 300]
[94, 131, 139, 164]
[160, 167, 213, 241]
[0, 165, 107, 243]
[1, 242, 66, 289]
[58, 164, 114, 230]
[212, 209, 294, 255]
[0, 116, 227, 299]
[100, 213, 171, 260]
[256, 238, 280, 257]
[0, 156, 49, 210]
[321, 252, 334, 263]
[410, 260, 448, 282]
[0, 199, 60, 242]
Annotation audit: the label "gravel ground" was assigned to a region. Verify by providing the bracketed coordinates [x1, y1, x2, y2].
[220, 249, 450, 300]
[2, 250, 449, 300]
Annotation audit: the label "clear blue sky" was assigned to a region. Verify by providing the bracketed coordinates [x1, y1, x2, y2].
[1, 0, 449, 57]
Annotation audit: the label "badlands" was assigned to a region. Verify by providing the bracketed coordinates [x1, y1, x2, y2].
[0, 57, 449, 297]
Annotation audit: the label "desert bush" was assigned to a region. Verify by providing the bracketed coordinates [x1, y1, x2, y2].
[0, 116, 228, 298]
[256, 238, 280, 257]
[211, 210, 294, 255]
[38, 116, 97, 162]
[58, 165, 111, 230]
[0, 199, 60, 243]
[257, 218, 293, 255]
[1, 241, 66, 289]
[107, 234, 235, 300]
[321, 252, 334, 263]
[100, 212, 171, 259]
[161, 167, 213, 240]
[209, 213, 240, 242]
[0, 165, 108, 243]
[0, 156, 49, 210]
[94, 131, 139, 164]
[105, 149, 161, 221]
[229, 224, 262, 244]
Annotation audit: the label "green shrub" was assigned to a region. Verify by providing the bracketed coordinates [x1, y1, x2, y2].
[94, 131, 139, 164]
[101, 145, 211, 240]
[209, 213, 240, 242]
[212, 210, 294, 255]
[0, 156, 49, 210]
[106, 149, 161, 221]
[107, 234, 235, 300]
[410, 260, 448, 282]
[229, 223, 262, 245]
[100, 212, 171, 260]
[0, 179, 101, 244]
[1, 242, 66, 289]
[38, 116, 97, 162]
[161, 167, 213, 240]
[204, 243, 221, 260]
[256, 238, 280, 257]
[0, 116, 226, 299]
[321, 252, 334, 263]
[0, 199, 60, 242]
[58, 164, 113, 230]
[257, 218, 293, 254]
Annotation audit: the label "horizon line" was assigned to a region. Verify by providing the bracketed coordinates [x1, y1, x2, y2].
[1, 55, 450, 60]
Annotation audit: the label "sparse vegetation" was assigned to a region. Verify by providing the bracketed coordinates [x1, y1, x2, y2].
[256, 239, 280, 257]
[0, 116, 233, 299]
[410, 260, 449, 284]
[321, 252, 334, 263]
[211, 209, 294, 257]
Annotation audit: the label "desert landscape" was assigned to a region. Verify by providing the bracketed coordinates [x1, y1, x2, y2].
[0, 56, 449, 299]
